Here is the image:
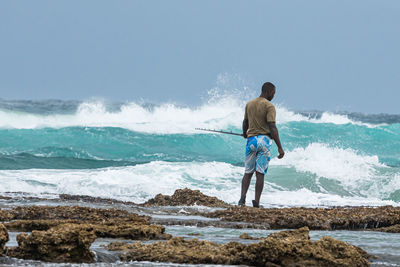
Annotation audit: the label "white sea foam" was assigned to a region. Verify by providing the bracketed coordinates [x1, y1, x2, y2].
[0, 161, 242, 203]
[260, 188, 397, 207]
[0, 160, 397, 207]
[0, 99, 376, 133]
[0, 100, 243, 133]
[313, 112, 355, 124]
[310, 112, 380, 127]
[271, 143, 388, 195]
[272, 143, 385, 180]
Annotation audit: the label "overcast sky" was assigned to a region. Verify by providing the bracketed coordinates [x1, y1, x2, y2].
[0, 0, 399, 113]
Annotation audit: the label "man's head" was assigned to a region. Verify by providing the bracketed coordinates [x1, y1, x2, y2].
[261, 82, 276, 101]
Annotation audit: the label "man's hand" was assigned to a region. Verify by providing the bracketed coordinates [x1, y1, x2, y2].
[278, 147, 285, 159]
[268, 122, 284, 159]
[242, 119, 249, 139]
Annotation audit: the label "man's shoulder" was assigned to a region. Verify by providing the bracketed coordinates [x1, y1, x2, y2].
[247, 97, 275, 108]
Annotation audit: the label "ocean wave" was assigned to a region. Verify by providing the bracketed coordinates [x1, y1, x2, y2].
[0, 99, 387, 132]
[271, 143, 385, 182]
[0, 160, 398, 207]
[0, 161, 242, 203]
[0, 152, 136, 170]
[270, 143, 394, 199]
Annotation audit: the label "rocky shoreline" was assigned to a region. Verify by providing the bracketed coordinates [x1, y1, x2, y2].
[109, 227, 370, 266]
[1, 188, 400, 265]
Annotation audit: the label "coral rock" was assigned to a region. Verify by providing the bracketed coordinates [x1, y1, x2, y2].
[239, 233, 260, 240]
[0, 224, 9, 255]
[0, 210, 14, 221]
[374, 224, 400, 233]
[104, 241, 136, 251]
[115, 227, 370, 266]
[93, 222, 171, 240]
[59, 194, 136, 205]
[8, 223, 97, 263]
[205, 205, 400, 230]
[10, 205, 149, 224]
[5, 219, 77, 232]
[141, 188, 230, 207]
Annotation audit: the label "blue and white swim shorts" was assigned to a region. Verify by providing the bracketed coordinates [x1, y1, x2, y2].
[245, 135, 273, 174]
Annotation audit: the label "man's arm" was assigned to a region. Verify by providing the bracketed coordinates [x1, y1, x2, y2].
[242, 119, 249, 138]
[268, 122, 284, 159]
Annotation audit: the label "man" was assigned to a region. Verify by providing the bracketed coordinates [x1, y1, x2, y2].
[238, 82, 284, 208]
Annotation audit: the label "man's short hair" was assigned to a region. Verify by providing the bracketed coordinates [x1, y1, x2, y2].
[262, 82, 276, 94]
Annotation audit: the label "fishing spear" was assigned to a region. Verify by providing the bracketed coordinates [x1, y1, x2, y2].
[195, 128, 243, 136]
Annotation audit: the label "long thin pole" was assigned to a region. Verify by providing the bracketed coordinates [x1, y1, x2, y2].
[195, 128, 243, 136]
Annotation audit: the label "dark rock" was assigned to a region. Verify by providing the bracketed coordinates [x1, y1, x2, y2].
[59, 194, 136, 205]
[93, 222, 171, 240]
[0, 210, 14, 221]
[113, 227, 370, 266]
[204, 205, 400, 230]
[5, 219, 170, 240]
[187, 233, 204, 236]
[8, 223, 96, 263]
[0, 224, 9, 255]
[239, 233, 260, 240]
[151, 217, 270, 229]
[373, 224, 400, 233]
[9, 205, 149, 224]
[104, 241, 135, 251]
[5, 219, 77, 232]
[141, 188, 230, 207]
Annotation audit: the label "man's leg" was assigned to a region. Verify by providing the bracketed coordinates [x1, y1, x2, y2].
[241, 172, 254, 199]
[241, 136, 256, 205]
[254, 171, 264, 205]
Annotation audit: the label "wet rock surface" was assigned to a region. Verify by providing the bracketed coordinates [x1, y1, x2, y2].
[8, 205, 149, 223]
[8, 223, 96, 263]
[141, 188, 230, 207]
[2, 190, 399, 265]
[5, 219, 78, 232]
[59, 194, 136, 205]
[202, 205, 400, 230]
[150, 216, 270, 229]
[0, 210, 13, 221]
[239, 233, 260, 240]
[1, 206, 170, 240]
[110, 227, 370, 266]
[373, 224, 400, 233]
[1, 205, 171, 262]
[0, 224, 9, 255]
[92, 222, 171, 240]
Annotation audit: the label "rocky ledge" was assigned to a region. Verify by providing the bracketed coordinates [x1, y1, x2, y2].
[0, 205, 171, 263]
[1, 189, 399, 264]
[374, 224, 400, 233]
[140, 189, 400, 231]
[0, 205, 148, 223]
[1, 205, 170, 240]
[0, 224, 9, 255]
[107, 227, 370, 267]
[201, 205, 400, 231]
[8, 223, 96, 263]
[141, 188, 230, 207]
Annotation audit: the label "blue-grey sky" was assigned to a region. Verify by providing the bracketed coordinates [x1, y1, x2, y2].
[0, 0, 399, 113]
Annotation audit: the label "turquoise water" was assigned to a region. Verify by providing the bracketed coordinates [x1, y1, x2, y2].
[0, 122, 399, 168]
[0, 99, 399, 206]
